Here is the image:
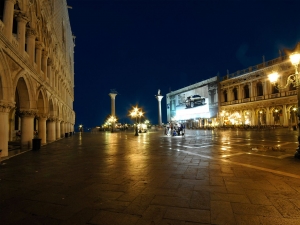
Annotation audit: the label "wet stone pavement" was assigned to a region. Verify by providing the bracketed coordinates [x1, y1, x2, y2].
[1, 128, 300, 224]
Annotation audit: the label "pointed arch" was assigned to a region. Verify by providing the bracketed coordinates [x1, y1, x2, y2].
[0, 49, 14, 102]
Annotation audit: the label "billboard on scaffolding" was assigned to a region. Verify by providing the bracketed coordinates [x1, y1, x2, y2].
[169, 85, 212, 121]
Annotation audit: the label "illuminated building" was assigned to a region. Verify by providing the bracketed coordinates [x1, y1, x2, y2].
[0, 0, 75, 157]
[219, 48, 298, 127]
[166, 76, 219, 128]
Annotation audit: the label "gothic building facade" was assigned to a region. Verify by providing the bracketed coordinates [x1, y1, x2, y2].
[0, 0, 75, 157]
[219, 54, 298, 127]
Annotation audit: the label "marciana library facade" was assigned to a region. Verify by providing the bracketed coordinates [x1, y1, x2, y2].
[166, 44, 300, 129]
[0, 0, 75, 157]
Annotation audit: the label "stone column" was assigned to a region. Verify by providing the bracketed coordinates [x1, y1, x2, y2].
[56, 119, 61, 139]
[266, 107, 270, 125]
[37, 114, 47, 145]
[20, 110, 36, 149]
[60, 121, 64, 137]
[251, 109, 256, 126]
[155, 94, 164, 126]
[26, 28, 36, 63]
[16, 13, 28, 52]
[0, 103, 14, 157]
[41, 51, 48, 79]
[2, 0, 15, 41]
[35, 41, 43, 73]
[47, 118, 56, 142]
[108, 93, 117, 116]
[282, 105, 288, 127]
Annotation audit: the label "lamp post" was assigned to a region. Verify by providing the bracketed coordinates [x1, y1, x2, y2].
[130, 107, 144, 136]
[108, 115, 117, 133]
[268, 52, 300, 158]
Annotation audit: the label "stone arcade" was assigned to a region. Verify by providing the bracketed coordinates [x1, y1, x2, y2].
[0, 0, 75, 157]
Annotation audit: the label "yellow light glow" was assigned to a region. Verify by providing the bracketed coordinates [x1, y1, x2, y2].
[290, 52, 300, 65]
[268, 72, 279, 83]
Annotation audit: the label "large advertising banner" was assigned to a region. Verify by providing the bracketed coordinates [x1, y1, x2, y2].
[172, 85, 211, 120]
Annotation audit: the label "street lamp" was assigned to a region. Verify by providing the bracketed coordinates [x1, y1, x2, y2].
[130, 107, 143, 136]
[268, 52, 300, 158]
[108, 115, 117, 133]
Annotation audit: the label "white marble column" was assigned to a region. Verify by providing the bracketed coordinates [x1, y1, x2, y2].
[56, 119, 61, 139]
[16, 13, 28, 52]
[47, 118, 56, 142]
[108, 93, 117, 116]
[0, 104, 14, 157]
[26, 28, 36, 63]
[37, 114, 47, 144]
[20, 110, 36, 149]
[155, 95, 164, 126]
[3, 0, 15, 41]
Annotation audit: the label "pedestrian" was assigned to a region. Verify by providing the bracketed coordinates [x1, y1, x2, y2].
[16, 130, 21, 140]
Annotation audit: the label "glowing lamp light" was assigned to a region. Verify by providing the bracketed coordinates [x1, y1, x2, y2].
[290, 52, 300, 66]
[268, 72, 279, 83]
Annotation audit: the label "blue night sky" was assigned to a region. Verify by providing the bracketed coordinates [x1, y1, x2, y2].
[67, 0, 300, 130]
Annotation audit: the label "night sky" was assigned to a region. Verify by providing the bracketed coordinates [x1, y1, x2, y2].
[67, 0, 300, 130]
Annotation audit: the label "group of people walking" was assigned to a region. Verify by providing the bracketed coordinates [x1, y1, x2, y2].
[165, 122, 185, 136]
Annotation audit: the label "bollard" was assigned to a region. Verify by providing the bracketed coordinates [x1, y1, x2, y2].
[32, 139, 41, 151]
[65, 133, 69, 138]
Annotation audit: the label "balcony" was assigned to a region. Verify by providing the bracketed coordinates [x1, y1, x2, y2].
[221, 55, 288, 81]
[270, 93, 280, 98]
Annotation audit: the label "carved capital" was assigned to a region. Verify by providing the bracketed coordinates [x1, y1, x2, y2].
[42, 50, 48, 58]
[35, 41, 44, 49]
[16, 12, 29, 23]
[26, 28, 37, 38]
[48, 117, 57, 122]
[47, 58, 53, 66]
[0, 102, 15, 113]
[19, 109, 37, 117]
[37, 114, 48, 120]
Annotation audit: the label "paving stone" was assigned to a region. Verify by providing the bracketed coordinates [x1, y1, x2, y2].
[259, 216, 300, 225]
[210, 201, 235, 225]
[245, 190, 272, 205]
[234, 215, 261, 225]
[2, 130, 300, 224]
[231, 202, 281, 217]
[210, 192, 250, 203]
[268, 197, 300, 218]
[189, 191, 210, 210]
[151, 195, 190, 207]
[164, 207, 210, 223]
[89, 210, 140, 225]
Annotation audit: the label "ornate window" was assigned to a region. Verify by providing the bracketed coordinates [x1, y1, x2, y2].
[257, 82, 263, 96]
[272, 83, 279, 94]
[244, 85, 250, 98]
[223, 90, 227, 102]
[233, 88, 238, 100]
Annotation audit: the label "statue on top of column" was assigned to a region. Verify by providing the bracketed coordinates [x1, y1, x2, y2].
[158, 89, 161, 96]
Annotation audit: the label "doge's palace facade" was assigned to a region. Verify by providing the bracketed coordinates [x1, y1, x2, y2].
[0, 0, 75, 157]
[219, 52, 298, 128]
